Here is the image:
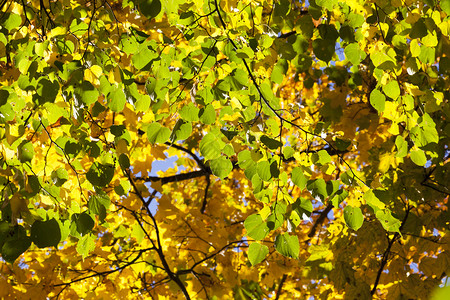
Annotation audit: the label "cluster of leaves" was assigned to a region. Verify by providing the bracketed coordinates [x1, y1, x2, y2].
[0, 0, 449, 299]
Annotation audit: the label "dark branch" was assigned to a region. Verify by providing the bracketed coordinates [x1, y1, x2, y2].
[275, 274, 288, 300]
[308, 203, 333, 238]
[136, 169, 211, 185]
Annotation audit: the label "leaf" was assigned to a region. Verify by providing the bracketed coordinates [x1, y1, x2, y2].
[248, 243, 269, 266]
[86, 162, 115, 187]
[75, 81, 99, 106]
[274, 233, 299, 258]
[132, 43, 157, 69]
[382, 81, 400, 100]
[313, 150, 331, 165]
[257, 160, 272, 181]
[410, 149, 427, 166]
[180, 103, 200, 122]
[1, 236, 32, 263]
[199, 133, 223, 161]
[376, 209, 401, 233]
[147, 123, 171, 144]
[88, 193, 110, 223]
[344, 43, 366, 65]
[51, 168, 69, 186]
[260, 135, 282, 150]
[313, 39, 334, 62]
[76, 233, 96, 258]
[199, 104, 216, 124]
[291, 167, 307, 190]
[307, 179, 328, 201]
[395, 136, 408, 158]
[31, 219, 61, 248]
[18, 141, 34, 163]
[170, 120, 192, 142]
[343, 206, 364, 231]
[292, 197, 313, 219]
[3, 13, 22, 31]
[330, 189, 348, 207]
[73, 212, 95, 235]
[138, 0, 162, 20]
[370, 89, 386, 112]
[108, 86, 126, 112]
[244, 214, 270, 241]
[209, 156, 233, 179]
[430, 286, 450, 300]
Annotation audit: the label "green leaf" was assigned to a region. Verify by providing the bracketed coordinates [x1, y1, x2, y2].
[0, 222, 10, 249]
[343, 206, 364, 231]
[274, 233, 299, 258]
[132, 43, 157, 69]
[147, 123, 171, 144]
[260, 135, 282, 150]
[344, 43, 366, 65]
[312, 39, 334, 62]
[410, 19, 427, 39]
[307, 179, 328, 201]
[86, 162, 115, 187]
[120, 34, 138, 55]
[199, 133, 223, 161]
[18, 141, 34, 163]
[244, 214, 270, 240]
[75, 81, 99, 106]
[382, 81, 400, 100]
[248, 243, 269, 266]
[180, 103, 200, 122]
[267, 203, 286, 230]
[199, 104, 216, 124]
[313, 150, 331, 165]
[210, 156, 233, 179]
[36, 78, 59, 103]
[370, 89, 386, 112]
[330, 189, 348, 207]
[442, 0, 450, 14]
[376, 209, 401, 233]
[138, 0, 162, 20]
[88, 193, 109, 223]
[292, 197, 313, 219]
[410, 149, 427, 166]
[335, 138, 351, 151]
[108, 86, 126, 112]
[51, 168, 68, 187]
[291, 167, 307, 190]
[257, 160, 272, 181]
[31, 219, 61, 248]
[418, 46, 435, 65]
[76, 233, 96, 258]
[370, 47, 396, 70]
[395, 136, 408, 158]
[73, 212, 95, 235]
[3, 13, 22, 31]
[1, 236, 32, 263]
[170, 120, 192, 142]
[430, 286, 450, 300]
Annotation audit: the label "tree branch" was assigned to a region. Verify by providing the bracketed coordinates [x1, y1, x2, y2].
[275, 274, 288, 300]
[308, 203, 333, 238]
[371, 207, 410, 295]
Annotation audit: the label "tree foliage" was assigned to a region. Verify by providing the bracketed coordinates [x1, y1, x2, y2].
[0, 0, 449, 298]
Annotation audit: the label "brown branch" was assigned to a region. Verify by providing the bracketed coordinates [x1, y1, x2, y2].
[136, 169, 210, 185]
[200, 175, 211, 214]
[371, 207, 410, 295]
[125, 169, 192, 300]
[308, 203, 333, 238]
[275, 274, 288, 300]
[52, 250, 143, 287]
